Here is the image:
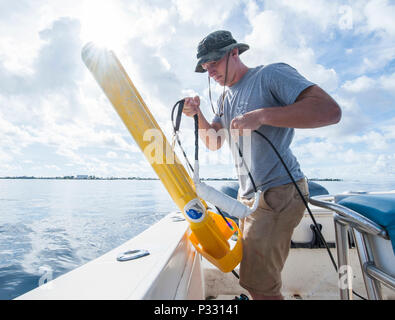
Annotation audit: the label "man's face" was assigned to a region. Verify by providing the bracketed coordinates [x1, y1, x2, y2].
[201, 53, 230, 86]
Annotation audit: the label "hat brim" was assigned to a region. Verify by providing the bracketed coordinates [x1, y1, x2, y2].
[195, 43, 249, 73]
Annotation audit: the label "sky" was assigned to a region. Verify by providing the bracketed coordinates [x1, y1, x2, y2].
[0, 0, 395, 182]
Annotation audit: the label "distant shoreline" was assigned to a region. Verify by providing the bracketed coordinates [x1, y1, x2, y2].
[0, 176, 343, 182]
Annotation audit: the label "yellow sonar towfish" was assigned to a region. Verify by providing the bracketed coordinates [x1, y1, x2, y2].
[81, 43, 242, 273]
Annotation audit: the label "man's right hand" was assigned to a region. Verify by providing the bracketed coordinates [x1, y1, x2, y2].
[181, 95, 225, 151]
[183, 96, 201, 117]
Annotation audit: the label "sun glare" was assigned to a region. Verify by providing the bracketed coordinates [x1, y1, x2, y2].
[80, 0, 128, 52]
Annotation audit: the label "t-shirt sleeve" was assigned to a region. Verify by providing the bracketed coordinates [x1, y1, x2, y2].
[268, 63, 315, 106]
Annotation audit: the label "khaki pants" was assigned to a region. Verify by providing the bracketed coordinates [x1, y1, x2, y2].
[238, 178, 309, 296]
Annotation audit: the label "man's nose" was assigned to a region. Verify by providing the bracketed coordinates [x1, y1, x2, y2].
[207, 66, 216, 77]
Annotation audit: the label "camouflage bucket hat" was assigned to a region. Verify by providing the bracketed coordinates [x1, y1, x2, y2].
[195, 30, 249, 73]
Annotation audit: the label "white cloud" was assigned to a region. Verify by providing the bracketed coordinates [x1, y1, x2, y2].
[346, 131, 389, 151]
[271, 0, 341, 32]
[106, 151, 117, 159]
[173, 0, 239, 27]
[243, 7, 339, 92]
[0, 0, 394, 182]
[379, 73, 395, 91]
[364, 0, 395, 37]
[342, 75, 376, 92]
[342, 73, 395, 93]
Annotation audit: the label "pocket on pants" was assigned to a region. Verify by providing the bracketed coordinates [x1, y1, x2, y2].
[261, 183, 294, 214]
[293, 179, 310, 203]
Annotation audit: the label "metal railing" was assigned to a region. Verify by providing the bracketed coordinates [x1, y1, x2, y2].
[309, 195, 395, 300]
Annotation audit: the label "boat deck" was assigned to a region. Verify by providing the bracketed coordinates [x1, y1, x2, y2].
[202, 247, 368, 300]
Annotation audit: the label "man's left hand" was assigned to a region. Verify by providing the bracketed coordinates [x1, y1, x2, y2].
[230, 109, 263, 136]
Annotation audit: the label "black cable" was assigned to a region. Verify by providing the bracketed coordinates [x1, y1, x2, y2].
[187, 111, 240, 278]
[241, 129, 367, 300]
[173, 54, 365, 295]
[192, 114, 236, 232]
[181, 48, 365, 297]
[171, 100, 194, 172]
[193, 115, 199, 161]
[234, 141, 257, 193]
[171, 99, 365, 298]
[251, 131, 338, 271]
[171, 101, 235, 232]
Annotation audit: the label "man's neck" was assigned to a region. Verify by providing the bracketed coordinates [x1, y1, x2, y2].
[228, 64, 249, 87]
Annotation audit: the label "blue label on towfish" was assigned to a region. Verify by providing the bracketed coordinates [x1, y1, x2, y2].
[186, 208, 203, 220]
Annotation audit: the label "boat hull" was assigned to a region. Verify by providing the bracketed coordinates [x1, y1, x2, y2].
[17, 205, 395, 300]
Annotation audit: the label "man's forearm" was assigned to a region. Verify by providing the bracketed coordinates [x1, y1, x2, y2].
[259, 96, 341, 128]
[259, 85, 341, 129]
[196, 110, 213, 131]
[231, 85, 342, 132]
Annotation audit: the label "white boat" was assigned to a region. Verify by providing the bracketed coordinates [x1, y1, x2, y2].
[16, 183, 395, 300]
[44, 44, 393, 301]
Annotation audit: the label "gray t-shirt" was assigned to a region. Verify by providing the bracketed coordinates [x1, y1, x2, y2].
[213, 63, 315, 197]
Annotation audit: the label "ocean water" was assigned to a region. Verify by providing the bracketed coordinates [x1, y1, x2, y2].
[1, 178, 395, 300]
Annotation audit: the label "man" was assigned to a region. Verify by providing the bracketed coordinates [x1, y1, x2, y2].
[183, 30, 341, 300]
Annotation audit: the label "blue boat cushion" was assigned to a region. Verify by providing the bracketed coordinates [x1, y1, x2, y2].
[219, 182, 239, 200]
[308, 181, 329, 197]
[219, 180, 329, 199]
[338, 194, 395, 255]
